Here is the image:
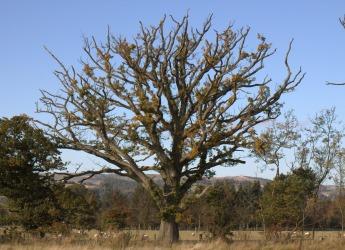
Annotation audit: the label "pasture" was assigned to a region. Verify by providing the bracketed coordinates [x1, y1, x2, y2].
[1, 229, 345, 250]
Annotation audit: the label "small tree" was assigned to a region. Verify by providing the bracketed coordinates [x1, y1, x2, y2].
[99, 189, 131, 230]
[255, 108, 343, 237]
[37, 15, 304, 242]
[0, 115, 64, 230]
[55, 184, 98, 230]
[205, 181, 237, 240]
[130, 185, 160, 230]
[296, 108, 343, 188]
[235, 181, 262, 229]
[260, 167, 316, 237]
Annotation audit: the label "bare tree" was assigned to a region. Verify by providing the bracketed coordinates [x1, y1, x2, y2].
[296, 108, 343, 237]
[37, 15, 304, 242]
[252, 110, 300, 177]
[297, 108, 343, 187]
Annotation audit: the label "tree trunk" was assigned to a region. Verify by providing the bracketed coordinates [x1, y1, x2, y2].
[158, 219, 179, 243]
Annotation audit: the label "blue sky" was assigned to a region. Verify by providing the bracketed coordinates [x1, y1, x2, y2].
[1, 1, 345, 179]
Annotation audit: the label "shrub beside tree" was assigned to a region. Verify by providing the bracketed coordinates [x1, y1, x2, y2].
[0, 115, 64, 230]
[0, 115, 98, 232]
[260, 167, 317, 236]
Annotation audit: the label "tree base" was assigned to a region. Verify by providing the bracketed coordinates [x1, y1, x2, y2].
[158, 220, 179, 243]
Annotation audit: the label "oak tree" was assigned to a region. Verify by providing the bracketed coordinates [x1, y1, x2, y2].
[37, 15, 304, 242]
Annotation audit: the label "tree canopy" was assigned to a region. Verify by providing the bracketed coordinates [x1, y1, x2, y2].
[37, 15, 304, 242]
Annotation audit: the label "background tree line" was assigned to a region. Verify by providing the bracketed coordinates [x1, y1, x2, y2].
[2, 114, 345, 239]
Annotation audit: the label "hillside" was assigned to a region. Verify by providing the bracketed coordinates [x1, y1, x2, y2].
[0, 174, 336, 205]
[63, 173, 337, 199]
[63, 174, 270, 194]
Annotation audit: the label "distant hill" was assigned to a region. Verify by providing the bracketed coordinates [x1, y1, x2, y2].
[63, 173, 336, 199]
[62, 174, 272, 194]
[0, 174, 336, 205]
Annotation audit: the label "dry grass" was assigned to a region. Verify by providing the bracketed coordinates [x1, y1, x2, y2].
[130, 229, 345, 241]
[1, 230, 345, 250]
[1, 239, 345, 250]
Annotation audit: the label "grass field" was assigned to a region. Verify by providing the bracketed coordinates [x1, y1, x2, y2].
[124, 229, 345, 242]
[1, 239, 345, 250]
[1, 230, 345, 250]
